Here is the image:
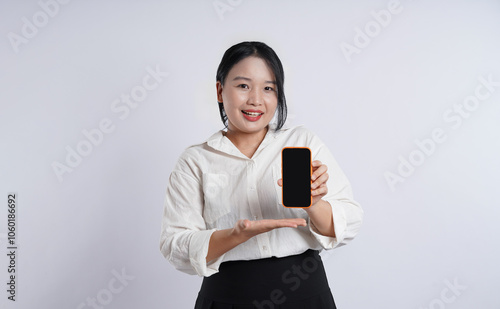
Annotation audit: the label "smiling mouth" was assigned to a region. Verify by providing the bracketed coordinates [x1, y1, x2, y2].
[242, 111, 264, 116]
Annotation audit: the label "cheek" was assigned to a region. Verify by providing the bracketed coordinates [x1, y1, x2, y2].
[224, 91, 245, 108]
[268, 101, 278, 114]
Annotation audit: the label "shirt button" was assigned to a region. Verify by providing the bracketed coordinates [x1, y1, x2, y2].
[263, 246, 268, 251]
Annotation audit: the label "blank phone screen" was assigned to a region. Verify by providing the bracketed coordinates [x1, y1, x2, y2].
[282, 147, 311, 208]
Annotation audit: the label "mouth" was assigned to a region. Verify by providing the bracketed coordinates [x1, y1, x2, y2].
[241, 110, 264, 121]
[242, 110, 264, 117]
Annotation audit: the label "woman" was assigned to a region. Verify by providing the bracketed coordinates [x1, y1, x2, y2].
[160, 41, 363, 308]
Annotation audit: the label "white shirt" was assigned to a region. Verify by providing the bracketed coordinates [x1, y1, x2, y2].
[159, 123, 363, 277]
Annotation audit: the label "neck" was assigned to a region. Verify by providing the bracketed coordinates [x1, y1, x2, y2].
[224, 126, 269, 151]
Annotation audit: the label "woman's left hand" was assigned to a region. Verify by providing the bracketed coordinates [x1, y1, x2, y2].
[277, 160, 329, 207]
[310, 160, 328, 207]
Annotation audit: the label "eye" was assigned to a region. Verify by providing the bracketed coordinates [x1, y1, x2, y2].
[237, 84, 249, 89]
[265, 86, 275, 92]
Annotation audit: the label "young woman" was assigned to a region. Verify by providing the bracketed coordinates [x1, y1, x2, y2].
[160, 41, 364, 308]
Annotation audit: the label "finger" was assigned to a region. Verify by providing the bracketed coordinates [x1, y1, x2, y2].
[311, 164, 328, 181]
[265, 218, 306, 228]
[258, 220, 298, 229]
[277, 178, 282, 186]
[311, 184, 328, 196]
[311, 172, 329, 189]
[279, 218, 307, 227]
[312, 160, 322, 167]
[283, 218, 307, 225]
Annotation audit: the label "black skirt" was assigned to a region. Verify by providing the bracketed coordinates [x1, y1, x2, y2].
[194, 249, 336, 309]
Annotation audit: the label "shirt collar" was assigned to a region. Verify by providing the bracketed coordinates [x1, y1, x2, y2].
[205, 122, 281, 159]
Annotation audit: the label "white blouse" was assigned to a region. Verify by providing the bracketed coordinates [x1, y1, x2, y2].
[159, 123, 363, 277]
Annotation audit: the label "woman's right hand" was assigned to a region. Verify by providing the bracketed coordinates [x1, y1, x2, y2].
[206, 218, 307, 263]
[231, 218, 307, 242]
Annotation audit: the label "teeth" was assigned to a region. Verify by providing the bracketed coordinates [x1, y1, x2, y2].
[243, 111, 262, 116]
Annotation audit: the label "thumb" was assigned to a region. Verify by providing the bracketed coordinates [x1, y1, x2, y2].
[240, 219, 250, 229]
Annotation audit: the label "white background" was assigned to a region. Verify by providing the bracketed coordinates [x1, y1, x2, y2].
[1, 0, 500, 308]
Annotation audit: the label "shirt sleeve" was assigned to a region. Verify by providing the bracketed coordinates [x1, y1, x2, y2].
[306, 131, 364, 250]
[159, 168, 226, 277]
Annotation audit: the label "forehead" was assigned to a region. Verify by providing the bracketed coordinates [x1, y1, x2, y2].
[227, 56, 275, 80]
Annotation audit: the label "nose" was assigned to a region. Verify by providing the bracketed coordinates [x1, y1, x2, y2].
[248, 87, 263, 106]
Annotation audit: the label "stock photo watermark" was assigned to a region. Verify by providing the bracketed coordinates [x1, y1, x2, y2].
[385, 74, 499, 191]
[418, 277, 466, 309]
[340, 0, 403, 63]
[252, 253, 324, 308]
[202, 162, 243, 225]
[7, 0, 72, 53]
[51, 65, 169, 182]
[6, 193, 18, 302]
[75, 268, 135, 309]
[213, 0, 244, 21]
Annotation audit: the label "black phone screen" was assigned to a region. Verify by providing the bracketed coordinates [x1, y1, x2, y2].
[281, 147, 312, 208]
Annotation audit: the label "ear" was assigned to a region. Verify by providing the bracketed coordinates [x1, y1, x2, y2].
[216, 81, 223, 103]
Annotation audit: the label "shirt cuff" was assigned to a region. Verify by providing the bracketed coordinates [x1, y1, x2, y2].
[308, 200, 347, 250]
[188, 228, 226, 277]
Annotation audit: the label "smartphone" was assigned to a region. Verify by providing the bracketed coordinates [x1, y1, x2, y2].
[281, 147, 312, 208]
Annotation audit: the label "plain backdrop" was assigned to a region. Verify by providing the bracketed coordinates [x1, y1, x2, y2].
[1, 0, 500, 308]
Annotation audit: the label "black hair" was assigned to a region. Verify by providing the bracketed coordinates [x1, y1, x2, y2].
[216, 41, 287, 131]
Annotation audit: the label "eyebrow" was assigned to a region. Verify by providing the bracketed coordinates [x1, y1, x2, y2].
[232, 76, 276, 84]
